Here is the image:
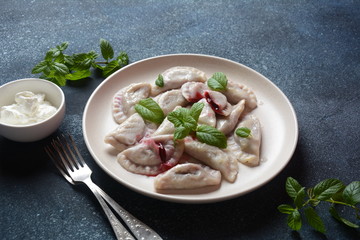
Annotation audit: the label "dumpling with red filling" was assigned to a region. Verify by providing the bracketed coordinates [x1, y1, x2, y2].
[117, 135, 184, 176]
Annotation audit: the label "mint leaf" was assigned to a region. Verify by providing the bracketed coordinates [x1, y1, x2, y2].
[287, 210, 302, 231]
[117, 51, 129, 66]
[100, 38, 114, 61]
[167, 108, 197, 131]
[196, 125, 227, 149]
[32, 60, 49, 74]
[63, 54, 74, 65]
[102, 60, 120, 77]
[66, 70, 91, 80]
[207, 72, 228, 91]
[52, 62, 69, 75]
[72, 51, 98, 70]
[135, 98, 165, 124]
[173, 126, 191, 140]
[294, 187, 306, 209]
[278, 204, 295, 214]
[329, 206, 359, 228]
[57, 42, 69, 51]
[304, 207, 326, 233]
[155, 74, 164, 87]
[189, 102, 204, 122]
[235, 127, 252, 138]
[343, 181, 360, 205]
[286, 177, 303, 200]
[314, 179, 344, 201]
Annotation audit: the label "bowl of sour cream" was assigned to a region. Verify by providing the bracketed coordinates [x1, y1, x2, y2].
[0, 78, 65, 142]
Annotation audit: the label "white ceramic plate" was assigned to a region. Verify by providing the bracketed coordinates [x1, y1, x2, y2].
[83, 54, 298, 203]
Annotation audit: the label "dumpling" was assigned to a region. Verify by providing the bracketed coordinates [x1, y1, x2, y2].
[152, 116, 175, 136]
[231, 115, 261, 166]
[151, 66, 207, 96]
[203, 90, 232, 116]
[216, 99, 245, 135]
[197, 99, 216, 127]
[184, 137, 238, 182]
[223, 81, 257, 110]
[154, 163, 221, 190]
[181, 82, 207, 102]
[112, 83, 151, 124]
[117, 135, 184, 176]
[104, 113, 146, 152]
[155, 89, 187, 115]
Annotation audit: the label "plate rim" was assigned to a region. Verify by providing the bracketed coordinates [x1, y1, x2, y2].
[82, 53, 299, 203]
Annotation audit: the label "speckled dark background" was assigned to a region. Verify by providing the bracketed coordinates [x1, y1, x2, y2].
[1, 0, 359, 239]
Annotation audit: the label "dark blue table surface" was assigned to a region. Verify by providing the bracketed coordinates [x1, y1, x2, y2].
[1, 1, 359, 239]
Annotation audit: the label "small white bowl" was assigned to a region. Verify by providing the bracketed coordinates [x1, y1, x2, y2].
[0, 78, 65, 142]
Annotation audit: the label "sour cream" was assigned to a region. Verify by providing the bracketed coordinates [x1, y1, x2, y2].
[0, 91, 57, 125]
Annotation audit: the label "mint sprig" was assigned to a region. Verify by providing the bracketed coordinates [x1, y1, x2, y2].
[207, 72, 228, 91]
[32, 39, 129, 86]
[134, 98, 165, 124]
[278, 177, 360, 233]
[167, 102, 227, 148]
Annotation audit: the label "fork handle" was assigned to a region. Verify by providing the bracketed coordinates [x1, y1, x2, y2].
[92, 183, 163, 240]
[84, 179, 135, 240]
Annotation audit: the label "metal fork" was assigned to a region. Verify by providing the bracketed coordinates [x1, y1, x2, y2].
[45, 134, 162, 240]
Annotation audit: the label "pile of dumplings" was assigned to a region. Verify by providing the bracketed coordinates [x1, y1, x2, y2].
[104, 66, 261, 192]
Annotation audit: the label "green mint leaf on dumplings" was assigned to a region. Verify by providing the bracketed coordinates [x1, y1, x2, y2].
[278, 177, 360, 233]
[207, 72, 228, 91]
[135, 98, 165, 124]
[235, 127, 251, 138]
[189, 102, 204, 122]
[100, 38, 114, 61]
[155, 74, 164, 87]
[32, 39, 129, 86]
[168, 104, 226, 147]
[173, 126, 191, 140]
[196, 125, 227, 149]
[168, 108, 197, 131]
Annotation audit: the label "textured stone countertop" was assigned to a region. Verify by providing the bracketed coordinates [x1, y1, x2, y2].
[1, 1, 359, 239]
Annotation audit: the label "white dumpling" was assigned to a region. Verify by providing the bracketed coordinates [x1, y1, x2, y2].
[117, 135, 184, 176]
[155, 89, 187, 115]
[197, 99, 216, 127]
[223, 81, 257, 110]
[216, 99, 245, 135]
[152, 116, 175, 136]
[104, 113, 146, 152]
[203, 90, 232, 116]
[154, 163, 221, 190]
[112, 83, 151, 124]
[181, 82, 207, 102]
[232, 115, 261, 166]
[151, 66, 207, 96]
[184, 137, 238, 182]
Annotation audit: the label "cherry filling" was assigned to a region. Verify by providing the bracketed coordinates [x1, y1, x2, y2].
[204, 91, 221, 113]
[188, 92, 204, 103]
[157, 142, 167, 163]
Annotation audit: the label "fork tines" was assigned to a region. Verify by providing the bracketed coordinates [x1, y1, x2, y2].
[45, 134, 84, 181]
